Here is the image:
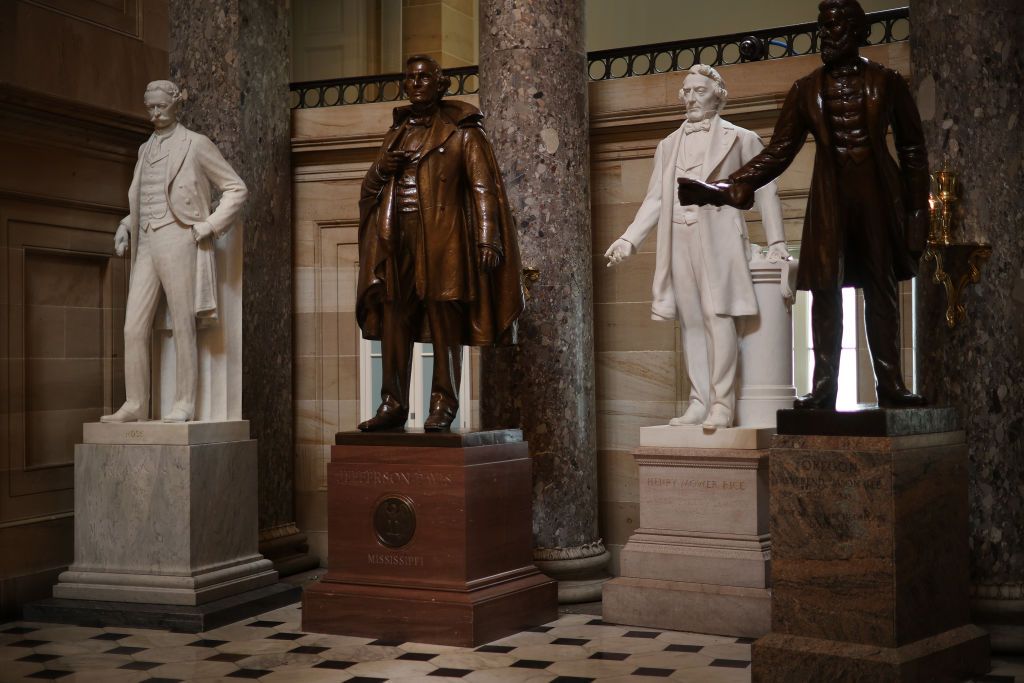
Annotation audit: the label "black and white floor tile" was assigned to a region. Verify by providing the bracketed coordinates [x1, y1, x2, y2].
[0, 605, 1020, 682]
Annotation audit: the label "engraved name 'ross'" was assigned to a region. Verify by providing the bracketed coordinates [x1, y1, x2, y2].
[342, 470, 454, 486]
[367, 553, 424, 567]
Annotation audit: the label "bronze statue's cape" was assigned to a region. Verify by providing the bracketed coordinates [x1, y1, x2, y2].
[356, 99, 524, 346]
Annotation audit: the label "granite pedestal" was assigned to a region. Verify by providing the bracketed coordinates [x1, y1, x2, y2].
[302, 429, 557, 647]
[602, 425, 772, 638]
[26, 421, 297, 632]
[752, 408, 990, 682]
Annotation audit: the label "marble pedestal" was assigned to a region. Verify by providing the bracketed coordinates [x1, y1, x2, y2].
[603, 426, 772, 638]
[27, 421, 297, 631]
[303, 429, 557, 647]
[752, 410, 990, 682]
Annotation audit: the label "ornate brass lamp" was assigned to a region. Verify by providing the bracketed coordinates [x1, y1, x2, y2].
[922, 162, 992, 328]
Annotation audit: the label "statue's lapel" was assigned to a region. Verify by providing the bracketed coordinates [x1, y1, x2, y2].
[702, 116, 736, 181]
[419, 109, 457, 160]
[165, 126, 191, 188]
[862, 59, 883, 140]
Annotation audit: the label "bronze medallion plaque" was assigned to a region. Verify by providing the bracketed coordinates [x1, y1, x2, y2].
[373, 495, 416, 548]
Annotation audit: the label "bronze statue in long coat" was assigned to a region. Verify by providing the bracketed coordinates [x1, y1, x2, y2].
[678, 0, 929, 409]
[356, 55, 524, 431]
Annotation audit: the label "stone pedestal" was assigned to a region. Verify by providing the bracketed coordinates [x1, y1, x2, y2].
[603, 425, 771, 638]
[303, 430, 557, 647]
[27, 421, 297, 631]
[752, 410, 990, 682]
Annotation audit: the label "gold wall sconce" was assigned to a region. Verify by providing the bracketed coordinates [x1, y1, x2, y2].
[522, 266, 541, 300]
[923, 163, 992, 328]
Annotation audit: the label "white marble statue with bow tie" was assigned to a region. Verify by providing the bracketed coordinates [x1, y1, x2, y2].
[604, 64, 787, 430]
[102, 79, 247, 423]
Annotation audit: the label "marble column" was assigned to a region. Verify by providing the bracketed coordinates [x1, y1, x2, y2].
[911, 0, 1024, 652]
[169, 1, 317, 574]
[478, 0, 608, 602]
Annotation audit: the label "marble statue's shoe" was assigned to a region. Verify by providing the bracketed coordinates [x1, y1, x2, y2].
[100, 404, 142, 423]
[423, 405, 457, 432]
[669, 402, 705, 426]
[702, 405, 733, 431]
[162, 407, 193, 423]
[876, 386, 927, 409]
[358, 404, 408, 432]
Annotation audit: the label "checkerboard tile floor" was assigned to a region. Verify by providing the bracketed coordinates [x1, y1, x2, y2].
[1, 605, 1020, 682]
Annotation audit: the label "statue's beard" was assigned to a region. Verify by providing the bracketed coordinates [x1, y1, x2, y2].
[685, 105, 715, 122]
[821, 34, 857, 64]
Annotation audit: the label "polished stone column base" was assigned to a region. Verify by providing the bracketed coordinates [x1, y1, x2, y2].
[259, 523, 321, 577]
[603, 441, 770, 636]
[971, 592, 1024, 654]
[534, 544, 611, 604]
[752, 626, 989, 683]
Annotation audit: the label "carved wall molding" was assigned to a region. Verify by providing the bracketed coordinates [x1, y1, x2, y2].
[0, 84, 149, 162]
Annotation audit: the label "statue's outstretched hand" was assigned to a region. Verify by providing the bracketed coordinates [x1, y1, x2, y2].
[114, 222, 130, 257]
[604, 238, 635, 268]
[677, 178, 755, 210]
[479, 245, 501, 272]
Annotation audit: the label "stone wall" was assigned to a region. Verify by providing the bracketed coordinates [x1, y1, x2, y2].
[0, 0, 168, 619]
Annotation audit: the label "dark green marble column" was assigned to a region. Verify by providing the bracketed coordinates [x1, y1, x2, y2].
[478, 0, 609, 602]
[169, 0, 317, 574]
[911, 0, 1024, 652]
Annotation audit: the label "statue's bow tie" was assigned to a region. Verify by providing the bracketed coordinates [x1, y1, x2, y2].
[407, 116, 433, 127]
[683, 119, 712, 134]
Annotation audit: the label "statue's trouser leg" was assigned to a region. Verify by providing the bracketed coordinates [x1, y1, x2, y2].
[122, 229, 163, 418]
[149, 222, 198, 418]
[836, 160, 905, 394]
[378, 214, 423, 415]
[808, 287, 843, 396]
[862, 273, 905, 393]
[671, 221, 738, 415]
[671, 221, 710, 412]
[837, 164, 906, 395]
[424, 300, 464, 415]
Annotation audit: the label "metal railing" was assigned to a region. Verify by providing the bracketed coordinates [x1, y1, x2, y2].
[290, 7, 909, 109]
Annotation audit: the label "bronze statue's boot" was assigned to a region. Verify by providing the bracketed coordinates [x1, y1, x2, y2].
[876, 384, 927, 408]
[358, 401, 408, 431]
[798, 287, 842, 410]
[423, 402, 457, 432]
[872, 351, 926, 408]
[794, 378, 838, 410]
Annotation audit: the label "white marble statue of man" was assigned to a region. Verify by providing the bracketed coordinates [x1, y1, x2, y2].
[604, 64, 787, 430]
[101, 80, 247, 423]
